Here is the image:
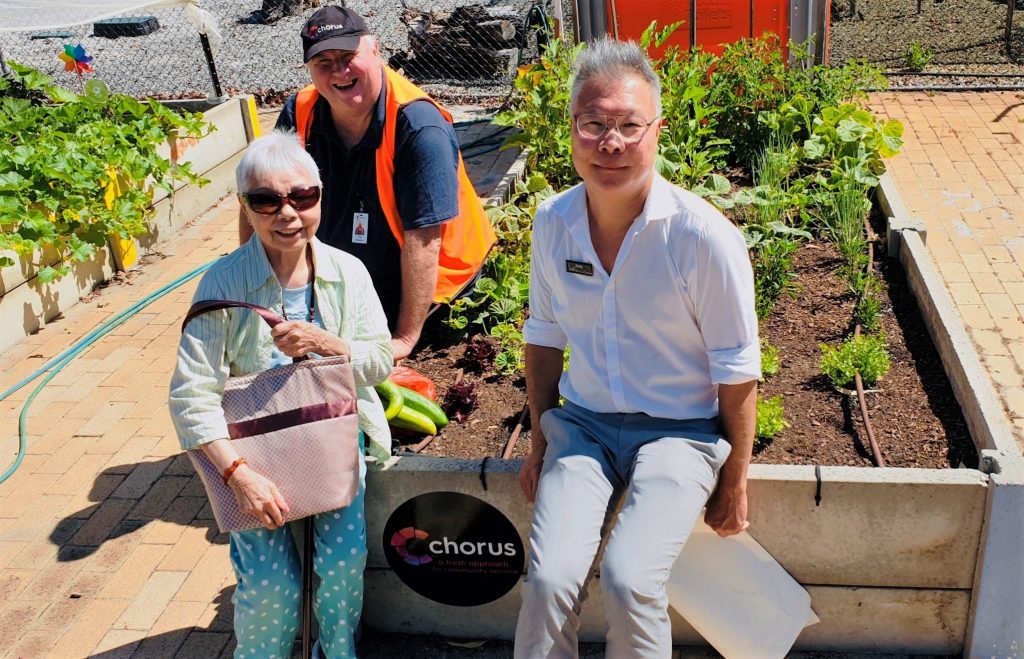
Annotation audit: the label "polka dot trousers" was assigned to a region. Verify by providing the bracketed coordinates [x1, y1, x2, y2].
[229, 459, 367, 658]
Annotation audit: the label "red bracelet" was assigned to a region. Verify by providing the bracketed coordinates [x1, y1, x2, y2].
[222, 457, 246, 485]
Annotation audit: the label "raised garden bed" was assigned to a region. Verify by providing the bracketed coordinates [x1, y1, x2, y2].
[401, 206, 978, 471]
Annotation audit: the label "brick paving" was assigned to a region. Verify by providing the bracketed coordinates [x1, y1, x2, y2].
[0, 95, 1020, 656]
[870, 92, 1024, 453]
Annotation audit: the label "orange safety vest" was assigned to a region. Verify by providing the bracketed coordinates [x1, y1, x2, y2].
[293, 68, 496, 303]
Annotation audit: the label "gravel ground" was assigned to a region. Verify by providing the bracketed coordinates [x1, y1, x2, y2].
[829, 0, 1024, 87]
[0, 0, 562, 105]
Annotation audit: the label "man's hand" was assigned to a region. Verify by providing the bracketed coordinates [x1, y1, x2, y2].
[518, 449, 545, 503]
[390, 334, 418, 364]
[228, 465, 290, 530]
[704, 481, 749, 537]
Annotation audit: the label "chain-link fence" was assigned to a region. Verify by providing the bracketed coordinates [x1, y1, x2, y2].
[0, 0, 572, 107]
[829, 0, 1024, 82]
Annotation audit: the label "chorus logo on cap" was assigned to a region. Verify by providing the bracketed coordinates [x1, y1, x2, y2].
[307, 23, 347, 38]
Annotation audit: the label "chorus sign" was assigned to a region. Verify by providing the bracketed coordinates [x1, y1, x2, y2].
[382, 491, 525, 606]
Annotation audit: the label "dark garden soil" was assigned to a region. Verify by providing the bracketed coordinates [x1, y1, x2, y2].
[829, 0, 1024, 83]
[399, 210, 979, 470]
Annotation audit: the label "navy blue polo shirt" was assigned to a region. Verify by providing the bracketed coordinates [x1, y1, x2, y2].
[276, 80, 460, 328]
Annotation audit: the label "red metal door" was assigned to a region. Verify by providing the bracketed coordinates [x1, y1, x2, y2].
[606, 0, 789, 56]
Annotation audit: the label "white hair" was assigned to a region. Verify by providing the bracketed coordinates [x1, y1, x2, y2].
[235, 130, 322, 193]
[570, 38, 661, 116]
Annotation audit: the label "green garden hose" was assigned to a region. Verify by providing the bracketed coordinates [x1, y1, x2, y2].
[0, 260, 214, 485]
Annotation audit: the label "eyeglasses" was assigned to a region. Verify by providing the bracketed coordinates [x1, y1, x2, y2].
[574, 113, 660, 143]
[241, 186, 322, 214]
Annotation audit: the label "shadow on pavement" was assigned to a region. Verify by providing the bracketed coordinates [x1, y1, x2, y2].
[49, 453, 226, 562]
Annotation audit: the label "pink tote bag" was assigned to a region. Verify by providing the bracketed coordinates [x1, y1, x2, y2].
[181, 300, 360, 533]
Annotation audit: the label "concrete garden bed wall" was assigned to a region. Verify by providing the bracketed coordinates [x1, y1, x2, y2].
[359, 175, 1023, 655]
[0, 96, 256, 353]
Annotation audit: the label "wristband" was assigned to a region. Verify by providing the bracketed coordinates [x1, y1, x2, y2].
[222, 457, 246, 485]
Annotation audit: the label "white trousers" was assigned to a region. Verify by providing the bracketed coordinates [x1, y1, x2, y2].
[514, 402, 731, 659]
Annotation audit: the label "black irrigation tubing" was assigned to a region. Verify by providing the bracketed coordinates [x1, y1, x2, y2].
[852, 219, 885, 468]
[883, 71, 1024, 78]
[868, 84, 1024, 92]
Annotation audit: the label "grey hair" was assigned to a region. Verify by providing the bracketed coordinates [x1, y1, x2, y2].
[235, 130, 322, 193]
[570, 38, 661, 115]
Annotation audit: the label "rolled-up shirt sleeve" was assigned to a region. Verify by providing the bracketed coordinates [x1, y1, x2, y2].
[523, 208, 568, 350]
[689, 221, 761, 385]
[169, 276, 231, 451]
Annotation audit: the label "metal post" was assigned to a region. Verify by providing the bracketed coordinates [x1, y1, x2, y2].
[690, 0, 697, 49]
[198, 32, 226, 103]
[1007, 0, 1016, 58]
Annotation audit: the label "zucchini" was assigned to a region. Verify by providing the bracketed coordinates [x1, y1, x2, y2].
[389, 406, 437, 436]
[374, 380, 404, 421]
[396, 384, 449, 429]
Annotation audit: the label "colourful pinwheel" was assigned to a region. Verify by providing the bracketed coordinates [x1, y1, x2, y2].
[58, 44, 94, 75]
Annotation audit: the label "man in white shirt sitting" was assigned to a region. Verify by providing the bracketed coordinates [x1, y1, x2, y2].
[514, 38, 761, 658]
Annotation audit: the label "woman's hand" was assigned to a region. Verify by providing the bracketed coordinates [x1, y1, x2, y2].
[228, 465, 290, 530]
[271, 320, 350, 358]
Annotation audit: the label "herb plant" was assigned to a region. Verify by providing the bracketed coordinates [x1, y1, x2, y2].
[761, 341, 781, 379]
[819, 334, 891, 389]
[903, 41, 934, 72]
[756, 395, 788, 441]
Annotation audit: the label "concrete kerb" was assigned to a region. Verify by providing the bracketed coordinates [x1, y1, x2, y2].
[876, 177, 1017, 457]
[877, 172, 1023, 651]
[878, 171, 927, 258]
[966, 451, 1024, 655]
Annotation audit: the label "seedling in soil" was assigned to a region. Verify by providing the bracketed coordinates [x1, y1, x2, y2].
[756, 395, 788, 441]
[761, 340, 781, 379]
[443, 380, 479, 424]
[462, 335, 498, 373]
[819, 333, 891, 389]
[903, 41, 934, 72]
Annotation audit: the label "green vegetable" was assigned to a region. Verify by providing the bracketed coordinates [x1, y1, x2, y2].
[374, 380, 404, 421]
[397, 385, 449, 429]
[389, 406, 437, 436]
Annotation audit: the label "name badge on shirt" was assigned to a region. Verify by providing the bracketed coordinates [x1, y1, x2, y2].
[351, 212, 369, 244]
[565, 260, 594, 276]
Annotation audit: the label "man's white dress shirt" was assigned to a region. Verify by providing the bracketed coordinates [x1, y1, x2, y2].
[523, 174, 761, 421]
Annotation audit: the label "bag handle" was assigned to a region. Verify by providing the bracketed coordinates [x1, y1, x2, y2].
[182, 300, 285, 331]
[181, 300, 310, 362]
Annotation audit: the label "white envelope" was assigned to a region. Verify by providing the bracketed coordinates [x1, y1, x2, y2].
[667, 520, 819, 659]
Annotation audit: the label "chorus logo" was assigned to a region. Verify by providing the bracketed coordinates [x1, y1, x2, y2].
[382, 492, 525, 606]
[390, 527, 432, 566]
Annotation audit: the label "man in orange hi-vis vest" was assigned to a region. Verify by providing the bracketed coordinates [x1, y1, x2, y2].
[239, 5, 496, 363]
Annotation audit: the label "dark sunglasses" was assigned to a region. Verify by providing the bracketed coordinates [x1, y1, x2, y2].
[241, 186, 321, 214]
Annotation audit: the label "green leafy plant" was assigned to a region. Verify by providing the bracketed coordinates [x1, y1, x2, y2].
[903, 41, 934, 73]
[641, 23, 730, 188]
[0, 61, 209, 283]
[751, 235, 800, 321]
[819, 333, 891, 389]
[755, 395, 788, 441]
[445, 177, 553, 375]
[822, 182, 870, 267]
[760, 340, 780, 379]
[854, 287, 883, 334]
[495, 39, 582, 190]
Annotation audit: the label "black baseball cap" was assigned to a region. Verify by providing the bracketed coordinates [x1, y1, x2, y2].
[301, 6, 370, 62]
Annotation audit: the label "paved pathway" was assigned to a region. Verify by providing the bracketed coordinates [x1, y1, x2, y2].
[1, 94, 1020, 657]
[870, 91, 1024, 452]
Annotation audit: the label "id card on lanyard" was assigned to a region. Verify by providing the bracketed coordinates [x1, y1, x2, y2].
[352, 212, 369, 244]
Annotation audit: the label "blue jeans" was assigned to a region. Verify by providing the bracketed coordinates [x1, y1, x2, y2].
[514, 402, 731, 658]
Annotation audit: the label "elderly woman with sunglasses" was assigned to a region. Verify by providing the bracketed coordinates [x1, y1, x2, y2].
[169, 130, 392, 658]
